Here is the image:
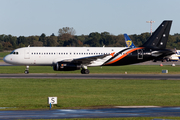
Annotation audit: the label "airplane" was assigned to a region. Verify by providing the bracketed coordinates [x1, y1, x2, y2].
[3, 20, 174, 74]
[176, 49, 180, 59]
[124, 33, 179, 62]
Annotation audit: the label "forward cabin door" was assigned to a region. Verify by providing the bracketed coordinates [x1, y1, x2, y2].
[24, 49, 30, 59]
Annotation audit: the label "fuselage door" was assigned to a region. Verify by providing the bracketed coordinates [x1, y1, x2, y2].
[24, 49, 30, 59]
[137, 49, 143, 59]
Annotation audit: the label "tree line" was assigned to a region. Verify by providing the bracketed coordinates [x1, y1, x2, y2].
[0, 27, 180, 51]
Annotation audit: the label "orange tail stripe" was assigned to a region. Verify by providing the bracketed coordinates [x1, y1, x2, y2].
[105, 47, 143, 65]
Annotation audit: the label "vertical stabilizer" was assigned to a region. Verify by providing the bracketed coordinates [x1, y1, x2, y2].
[141, 20, 172, 49]
[124, 34, 136, 48]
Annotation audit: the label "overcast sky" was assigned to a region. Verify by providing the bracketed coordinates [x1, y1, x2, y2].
[0, 0, 180, 36]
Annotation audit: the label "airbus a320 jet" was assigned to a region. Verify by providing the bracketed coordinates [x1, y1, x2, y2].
[3, 20, 174, 74]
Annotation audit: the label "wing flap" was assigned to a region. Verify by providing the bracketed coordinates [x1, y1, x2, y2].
[72, 54, 112, 65]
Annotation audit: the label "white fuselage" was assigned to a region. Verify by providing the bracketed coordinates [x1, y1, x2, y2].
[3, 47, 125, 66]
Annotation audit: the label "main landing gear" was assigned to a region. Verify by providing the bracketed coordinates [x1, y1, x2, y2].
[24, 66, 29, 74]
[81, 65, 90, 74]
[81, 69, 90, 74]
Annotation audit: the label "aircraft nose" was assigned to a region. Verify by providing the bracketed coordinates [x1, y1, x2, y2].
[3, 55, 11, 64]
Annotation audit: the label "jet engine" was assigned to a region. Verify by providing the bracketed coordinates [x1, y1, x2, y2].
[53, 62, 81, 71]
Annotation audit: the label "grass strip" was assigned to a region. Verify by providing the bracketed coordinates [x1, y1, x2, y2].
[0, 79, 180, 110]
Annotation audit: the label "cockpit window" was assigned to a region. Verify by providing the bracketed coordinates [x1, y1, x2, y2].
[10, 51, 14, 54]
[10, 51, 18, 55]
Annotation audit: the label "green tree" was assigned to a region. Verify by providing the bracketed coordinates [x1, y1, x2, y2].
[47, 36, 58, 46]
[85, 32, 101, 47]
[17, 36, 28, 46]
[39, 33, 47, 46]
[0, 43, 3, 51]
[58, 27, 76, 41]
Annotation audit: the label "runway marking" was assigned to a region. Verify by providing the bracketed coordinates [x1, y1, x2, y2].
[115, 106, 161, 108]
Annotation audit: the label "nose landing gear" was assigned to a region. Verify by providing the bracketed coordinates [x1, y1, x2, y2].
[24, 66, 29, 74]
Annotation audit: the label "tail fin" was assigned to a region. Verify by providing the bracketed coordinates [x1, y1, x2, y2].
[124, 34, 136, 48]
[141, 20, 172, 49]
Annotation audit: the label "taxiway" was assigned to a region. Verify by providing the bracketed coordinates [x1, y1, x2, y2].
[0, 107, 180, 119]
[0, 73, 180, 80]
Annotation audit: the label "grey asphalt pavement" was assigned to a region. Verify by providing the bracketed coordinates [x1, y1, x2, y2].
[0, 107, 180, 119]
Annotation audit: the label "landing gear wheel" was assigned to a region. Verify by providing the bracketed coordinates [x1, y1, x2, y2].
[24, 66, 29, 74]
[24, 70, 29, 74]
[81, 69, 85, 74]
[81, 69, 90, 74]
[84, 69, 90, 74]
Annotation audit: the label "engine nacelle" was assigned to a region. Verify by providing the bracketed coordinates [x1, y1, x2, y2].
[53, 62, 81, 71]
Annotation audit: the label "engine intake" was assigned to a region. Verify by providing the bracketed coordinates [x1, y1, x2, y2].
[53, 62, 81, 71]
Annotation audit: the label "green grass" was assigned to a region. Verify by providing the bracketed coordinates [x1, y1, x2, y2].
[0, 52, 10, 62]
[0, 51, 10, 57]
[0, 65, 180, 74]
[1, 79, 180, 110]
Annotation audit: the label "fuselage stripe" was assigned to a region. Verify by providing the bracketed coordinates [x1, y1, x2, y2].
[105, 47, 144, 65]
[104, 48, 131, 64]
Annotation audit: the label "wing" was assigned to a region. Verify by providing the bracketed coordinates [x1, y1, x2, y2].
[73, 53, 115, 65]
[58, 52, 115, 66]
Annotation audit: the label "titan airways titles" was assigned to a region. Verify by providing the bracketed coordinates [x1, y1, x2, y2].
[3, 20, 174, 74]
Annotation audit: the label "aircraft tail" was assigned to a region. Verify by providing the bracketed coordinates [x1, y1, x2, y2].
[124, 34, 136, 48]
[141, 20, 172, 49]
